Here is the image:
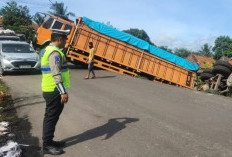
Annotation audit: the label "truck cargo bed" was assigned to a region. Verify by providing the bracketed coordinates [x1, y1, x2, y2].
[68, 17, 197, 89]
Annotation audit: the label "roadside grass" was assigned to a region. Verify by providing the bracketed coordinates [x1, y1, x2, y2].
[0, 79, 8, 94]
[0, 78, 14, 122]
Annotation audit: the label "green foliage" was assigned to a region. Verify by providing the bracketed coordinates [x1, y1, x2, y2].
[5, 25, 35, 42]
[212, 36, 232, 60]
[1, 1, 32, 27]
[159, 45, 173, 53]
[174, 48, 193, 58]
[0, 79, 8, 93]
[135, 74, 141, 78]
[33, 13, 45, 26]
[123, 28, 154, 45]
[0, 1, 34, 41]
[203, 61, 209, 68]
[49, 1, 75, 20]
[195, 76, 202, 83]
[199, 43, 212, 57]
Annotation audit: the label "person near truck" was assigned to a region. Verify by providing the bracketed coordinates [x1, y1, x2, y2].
[85, 42, 96, 79]
[41, 29, 70, 155]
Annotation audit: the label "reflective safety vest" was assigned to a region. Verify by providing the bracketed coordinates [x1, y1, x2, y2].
[41, 45, 70, 92]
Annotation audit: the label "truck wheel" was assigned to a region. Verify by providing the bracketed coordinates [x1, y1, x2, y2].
[214, 60, 232, 70]
[212, 65, 231, 78]
[202, 68, 213, 74]
[200, 73, 214, 81]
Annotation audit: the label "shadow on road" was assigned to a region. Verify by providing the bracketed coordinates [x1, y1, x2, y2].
[3, 70, 41, 76]
[13, 101, 45, 110]
[95, 76, 116, 79]
[7, 95, 45, 110]
[15, 116, 42, 157]
[13, 95, 43, 103]
[0, 99, 41, 157]
[62, 117, 139, 148]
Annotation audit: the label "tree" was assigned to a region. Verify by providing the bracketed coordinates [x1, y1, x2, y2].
[174, 48, 193, 58]
[123, 28, 154, 45]
[33, 13, 45, 26]
[159, 46, 173, 53]
[49, 1, 75, 20]
[0, 1, 34, 41]
[1, 1, 32, 27]
[199, 43, 212, 57]
[212, 36, 232, 60]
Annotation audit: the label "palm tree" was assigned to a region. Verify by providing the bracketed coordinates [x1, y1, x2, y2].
[200, 43, 212, 57]
[49, 1, 75, 20]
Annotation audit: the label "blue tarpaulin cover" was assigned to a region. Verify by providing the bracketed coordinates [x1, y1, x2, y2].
[83, 17, 199, 71]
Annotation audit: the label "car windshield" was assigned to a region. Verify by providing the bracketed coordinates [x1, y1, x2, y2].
[2, 44, 33, 53]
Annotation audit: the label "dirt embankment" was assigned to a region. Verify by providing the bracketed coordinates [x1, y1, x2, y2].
[0, 79, 41, 157]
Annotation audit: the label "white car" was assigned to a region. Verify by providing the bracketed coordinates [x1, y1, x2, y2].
[0, 41, 41, 75]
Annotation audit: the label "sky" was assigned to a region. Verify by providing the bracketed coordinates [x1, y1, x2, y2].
[1, 0, 232, 51]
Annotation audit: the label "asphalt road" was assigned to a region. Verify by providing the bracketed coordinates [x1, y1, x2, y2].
[2, 66, 232, 157]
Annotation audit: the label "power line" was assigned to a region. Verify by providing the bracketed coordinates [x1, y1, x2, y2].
[48, 0, 57, 15]
[48, 0, 54, 5]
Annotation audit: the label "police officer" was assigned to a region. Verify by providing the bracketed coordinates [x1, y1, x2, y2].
[41, 29, 70, 155]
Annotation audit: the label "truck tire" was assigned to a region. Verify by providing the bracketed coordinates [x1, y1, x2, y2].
[214, 60, 232, 71]
[200, 73, 214, 81]
[202, 68, 213, 74]
[212, 65, 232, 78]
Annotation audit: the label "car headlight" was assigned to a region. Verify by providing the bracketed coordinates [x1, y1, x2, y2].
[2, 58, 11, 66]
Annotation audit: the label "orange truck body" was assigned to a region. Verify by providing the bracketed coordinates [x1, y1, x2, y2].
[36, 16, 196, 89]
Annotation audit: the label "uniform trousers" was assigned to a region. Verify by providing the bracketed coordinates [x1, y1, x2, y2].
[42, 89, 64, 146]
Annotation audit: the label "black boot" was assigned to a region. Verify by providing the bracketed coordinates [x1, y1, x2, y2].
[42, 145, 64, 155]
[51, 140, 66, 147]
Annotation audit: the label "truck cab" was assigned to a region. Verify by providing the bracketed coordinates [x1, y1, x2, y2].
[35, 15, 76, 48]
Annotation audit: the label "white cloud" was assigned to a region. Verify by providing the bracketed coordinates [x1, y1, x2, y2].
[154, 34, 216, 51]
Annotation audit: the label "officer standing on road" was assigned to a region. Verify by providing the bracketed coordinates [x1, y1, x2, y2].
[41, 29, 70, 155]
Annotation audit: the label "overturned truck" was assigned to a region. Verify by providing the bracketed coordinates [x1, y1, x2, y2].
[35, 15, 199, 89]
